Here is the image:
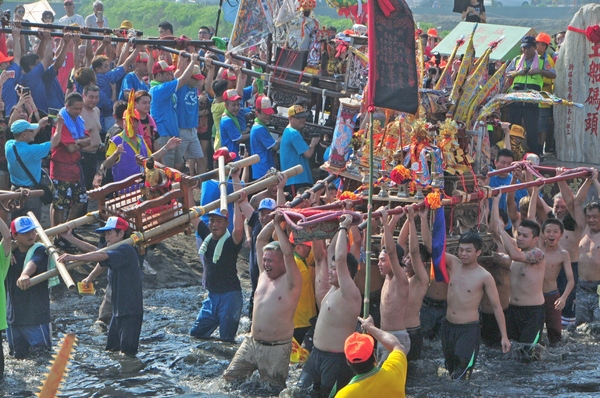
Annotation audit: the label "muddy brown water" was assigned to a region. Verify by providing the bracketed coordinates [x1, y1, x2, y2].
[2, 225, 600, 397]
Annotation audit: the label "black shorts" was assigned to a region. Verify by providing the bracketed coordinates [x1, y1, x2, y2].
[506, 304, 545, 345]
[441, 319, 480, 380]
[407, 326, 423, 361]
[480, 310, 506, 347]
[197, 129, 212, 141]
[297, 346, 354, 397]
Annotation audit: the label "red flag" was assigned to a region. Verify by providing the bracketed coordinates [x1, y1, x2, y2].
[367, 0, 418, 113]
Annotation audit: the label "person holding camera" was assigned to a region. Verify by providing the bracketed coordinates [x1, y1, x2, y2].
[5, 118, 57, 220]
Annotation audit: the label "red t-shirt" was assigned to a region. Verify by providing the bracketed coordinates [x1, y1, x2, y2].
[57, 52, 74, 93]
[50, 124, 87, 182]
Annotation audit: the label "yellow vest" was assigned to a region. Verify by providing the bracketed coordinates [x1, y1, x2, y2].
[511, 55, 544, 91]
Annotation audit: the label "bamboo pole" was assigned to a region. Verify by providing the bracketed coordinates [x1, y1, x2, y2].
[193, 155, 259, 182]
[158, 46, 350, 99]
[27, 212, 76, 290]
[43, 211, 100, 238]
[288, 174, 337, 208]
[357, 167, 594, 229]
[29, 165, 304, 287]
[363, 112, 375, 318]
[14, 20, 143, 36]
[218, 156, 228, 216]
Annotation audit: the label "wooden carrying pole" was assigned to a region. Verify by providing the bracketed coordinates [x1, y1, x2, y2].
[158, 46, 350, 99]
[218, 156, 228, 216]
[43, 211, 100, 238]
[194, 155, 259, 182]
[27, 212, 76, 290]
[288, 174, 338, 208]
[29, 165, 304, 287]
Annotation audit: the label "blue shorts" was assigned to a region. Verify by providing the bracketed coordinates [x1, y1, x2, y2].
[190, 290, 243, 343]
[7, 323, 52, 358]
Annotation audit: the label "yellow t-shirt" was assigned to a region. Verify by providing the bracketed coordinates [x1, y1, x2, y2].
[211, 101, 227, 150]
[335, 350, 407, 398]
[293, 251, 317, 329]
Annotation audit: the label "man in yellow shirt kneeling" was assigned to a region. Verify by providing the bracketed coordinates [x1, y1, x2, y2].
[335, 315, 408, 397]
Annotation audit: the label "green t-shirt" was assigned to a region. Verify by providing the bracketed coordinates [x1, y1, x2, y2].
[0, 242, 11, 330]
[211, 101, 227, 150]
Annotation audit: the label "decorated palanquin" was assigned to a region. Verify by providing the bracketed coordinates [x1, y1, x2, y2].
[87, 156, 195, 250]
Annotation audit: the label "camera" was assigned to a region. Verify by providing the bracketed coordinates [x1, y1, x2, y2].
[239, 143, 246, 157]
[16, 85, 30, 95]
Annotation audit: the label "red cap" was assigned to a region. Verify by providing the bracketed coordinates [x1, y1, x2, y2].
[221, 69, 237, 81]
[344, 332, 375, 363]
[213, 147, 237, 163]
[223, 89, 241, 102]
[255, 95, 275, 115]
[136, 52, 149, 63]
[290, 234, 312, 247]
[192, 64, 205, 80]
[152, 60, 175, 75]
[0, 52, 14, 65]
[95, 216, 130, 232]
[427, 28, 438, 38]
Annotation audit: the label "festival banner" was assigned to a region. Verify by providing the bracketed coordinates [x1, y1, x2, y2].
[367, 0, 418, 114]
[230, 0, 277, 51]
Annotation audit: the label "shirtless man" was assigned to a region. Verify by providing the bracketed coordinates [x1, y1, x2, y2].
[298, 214, 362, 397]
[540, 168, 594, 326]
[539, 218, 573, 344]
[577, 199, 600, 325]
[482, 194, 514, 347]
[443, 232, 510, 380]
[223, 212, 301, 388]
[499, 219, 546, 359]
[376, 208, 410, 364]
[403, 207, 431, 361]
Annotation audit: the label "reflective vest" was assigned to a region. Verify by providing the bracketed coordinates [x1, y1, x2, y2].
[511, 55, 544, 91]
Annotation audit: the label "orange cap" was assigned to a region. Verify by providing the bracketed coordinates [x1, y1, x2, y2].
[290, 234, 312, 247]
[536, 32, 551, 45]
[427, 28, 438, 38]
[344, 332, 375, 363]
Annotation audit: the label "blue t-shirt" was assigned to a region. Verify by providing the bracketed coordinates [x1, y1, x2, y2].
[5, 140, 52, 187]
[250, 122, 276, 180]
[175, 84, 198, 129]
[200, 179, 244, 233]
[2, 63, 22, 115]
[220, 115, 242, 154]
[119, 72, 149, 100]
[489, 172, 528, 231]
[43, 65, 65, 112]
[149, 79, 179, 137]
[242, 85, 252, 106]
[280, 126, 312, 186]
[97, 66, 126, 117]
[22, 63, 48, 113]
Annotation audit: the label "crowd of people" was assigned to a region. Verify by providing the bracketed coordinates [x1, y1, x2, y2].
[0, 1, 598, 397]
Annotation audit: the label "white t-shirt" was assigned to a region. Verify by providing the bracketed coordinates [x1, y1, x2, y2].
[58, 14, 85, 27]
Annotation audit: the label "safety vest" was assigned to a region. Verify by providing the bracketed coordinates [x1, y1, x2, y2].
[511, 55, 544, 91]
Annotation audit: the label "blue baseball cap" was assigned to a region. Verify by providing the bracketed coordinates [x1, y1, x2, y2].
[11, 119, 39, 134]
[207, 209, 228, 219]
[11, 216, 36, 234]
[258, 198, 277, 211]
